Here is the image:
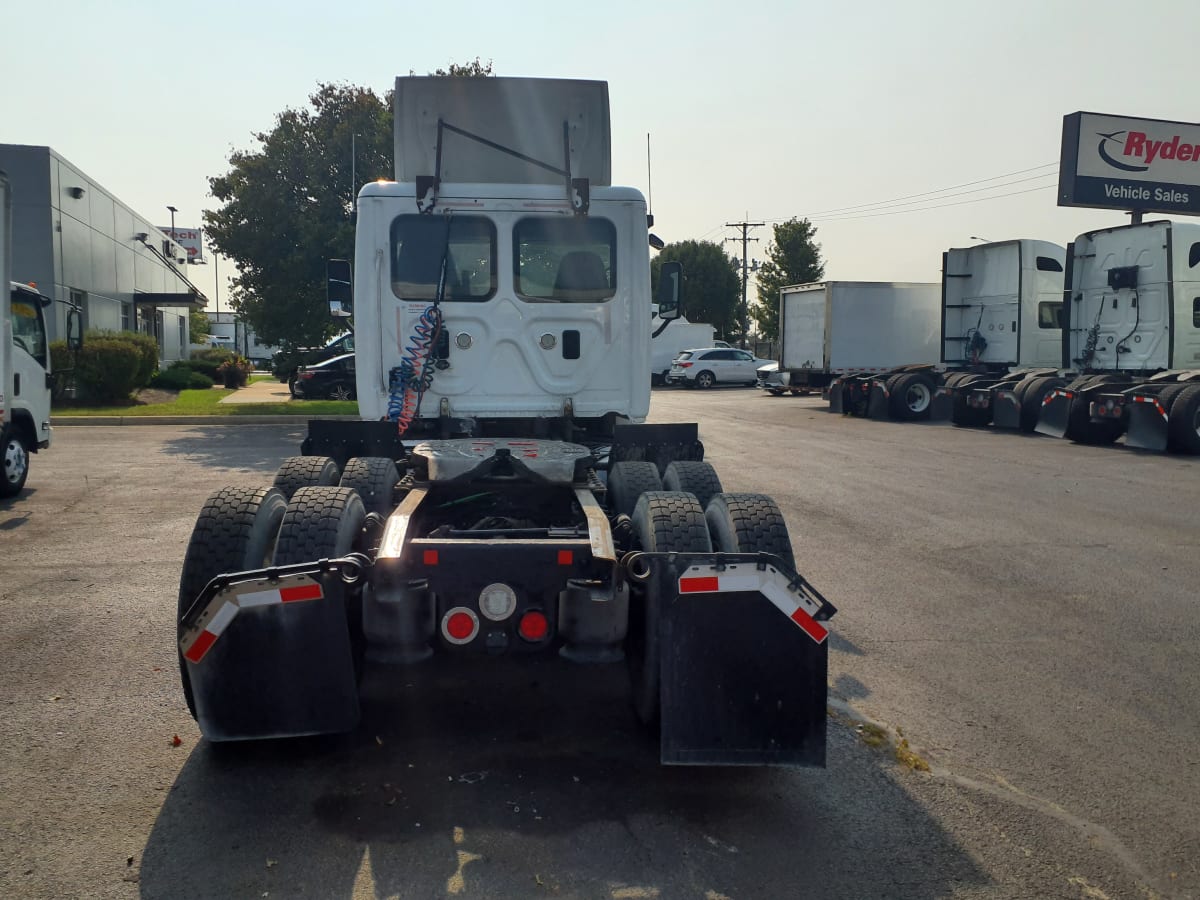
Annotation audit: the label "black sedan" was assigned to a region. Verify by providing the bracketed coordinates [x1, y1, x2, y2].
[292, 353, 357, 401]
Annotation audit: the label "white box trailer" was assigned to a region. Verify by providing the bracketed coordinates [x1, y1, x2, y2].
[779, 281, 941, 384]
[1035, 220, 1200, 451]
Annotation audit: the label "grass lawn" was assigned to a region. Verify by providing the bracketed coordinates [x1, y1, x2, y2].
[55, 387, 358, 417]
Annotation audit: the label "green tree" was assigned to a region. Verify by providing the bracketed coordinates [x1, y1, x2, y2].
[204, 83, 392, 350]
[205, 61, 495, 351]
[752, 218, 825, 339]
[188, 308, 210, 345]
[651, 240, 741, 340]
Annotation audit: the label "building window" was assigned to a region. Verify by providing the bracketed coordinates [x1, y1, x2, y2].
[121, 303, 132, 331]
[69, 289, 87, 330]
[179, 315, 187, 350]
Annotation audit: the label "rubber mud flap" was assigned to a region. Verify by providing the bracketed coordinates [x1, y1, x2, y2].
[866, 381, 891, 419]
[185, 572, 361, 741]
[992, 388, 1021, 429]
[828, 379, 845, 414]
[1034, 389, 1072, 438]
[1125, 398, 1169, 452]
[656, 560, 828, 767]
[929, 386, 953, 421]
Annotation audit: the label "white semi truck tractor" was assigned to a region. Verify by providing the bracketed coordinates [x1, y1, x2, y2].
[1036, 220, 1200, 450]
[177, 78, 836, 765]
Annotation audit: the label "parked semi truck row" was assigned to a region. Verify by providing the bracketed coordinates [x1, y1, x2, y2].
[176, 77, 836, 767]
[765, 239, 1068, 429]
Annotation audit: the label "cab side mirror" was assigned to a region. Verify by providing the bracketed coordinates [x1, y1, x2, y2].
[327, 259, 353, 318]
[656, 261, 682, 321]
[66, 306, 83, 351]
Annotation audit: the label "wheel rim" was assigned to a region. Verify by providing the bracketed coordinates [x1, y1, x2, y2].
[697, 373, 713, 388]
[332, 385, 352, 401]
[906, 383, 932, 413]
[3, 438, 27, 487]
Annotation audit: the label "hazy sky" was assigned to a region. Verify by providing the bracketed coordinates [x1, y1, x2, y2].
[4, 0, 1199, 311]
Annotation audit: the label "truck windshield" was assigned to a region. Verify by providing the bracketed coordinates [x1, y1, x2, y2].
[10, 290, 47, 367]
[390, 215, 496, 302]
[514, 217, 616, 302]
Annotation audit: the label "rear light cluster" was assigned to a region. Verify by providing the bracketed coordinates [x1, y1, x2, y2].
[1092, 398, 1124, 419]
[438, 581, 551, 647]
[967, 391, 989, 408]
[677, 361, 693, 368]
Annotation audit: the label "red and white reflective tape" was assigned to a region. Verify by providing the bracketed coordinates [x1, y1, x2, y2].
[1043, 388, 1073, 407]
[678, 564, 829, 644]
[1131, 394, 1167, 418]
[179, 576, 324, 664]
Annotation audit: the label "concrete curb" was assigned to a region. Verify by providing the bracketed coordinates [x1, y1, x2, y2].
[52, 415, 362, 426]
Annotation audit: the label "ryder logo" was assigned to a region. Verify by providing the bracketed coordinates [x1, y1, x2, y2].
[1097, 129, 1200, 172]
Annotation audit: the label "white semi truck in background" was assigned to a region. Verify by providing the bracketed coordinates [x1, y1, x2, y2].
[1, 171, 77, 498]
[1036, 220, 1200, 450]
[177, 77, 836, 766]
[929, 239, 1066, 431]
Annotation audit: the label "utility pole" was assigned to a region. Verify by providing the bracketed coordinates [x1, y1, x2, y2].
[725, 221, 763, 347]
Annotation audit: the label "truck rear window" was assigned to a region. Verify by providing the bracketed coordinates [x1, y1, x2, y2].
[514, 217, 617, 302]
[1038, 300, 1064, 329]
[390, 215, 496, 302]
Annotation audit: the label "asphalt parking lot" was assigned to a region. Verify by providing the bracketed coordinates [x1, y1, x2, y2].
[0, 392, 1196, 899]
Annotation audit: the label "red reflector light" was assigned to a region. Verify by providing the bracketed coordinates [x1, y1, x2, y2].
[557, 550, 573, 566]
[423, 550, 439, 565]
[446, 611, 475, 641]
[518, 610, 549, 641]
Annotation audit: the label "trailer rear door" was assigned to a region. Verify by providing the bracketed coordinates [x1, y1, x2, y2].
[779, 286, 827, 370]
[1070, 222, 1171, 372]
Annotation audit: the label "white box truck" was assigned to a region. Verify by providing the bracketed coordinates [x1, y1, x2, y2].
[1, 172, 78, 497]
[176, 77, 837, 765]
[1036, 220, 1200, 450]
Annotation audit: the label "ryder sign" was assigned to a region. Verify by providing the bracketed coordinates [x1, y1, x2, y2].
[1059, 112, 1200, 216]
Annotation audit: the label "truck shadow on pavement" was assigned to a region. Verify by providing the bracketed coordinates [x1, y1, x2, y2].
[141, 656, 988, 899]
[159, 425, 311, 477]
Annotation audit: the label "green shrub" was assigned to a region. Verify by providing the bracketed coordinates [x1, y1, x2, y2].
[150, 365, 214, 391]
[84, 329, 159, 385]
[73, 337, 147, 404]
[216, 354, 254, 389]
[178, 357, 221, 380]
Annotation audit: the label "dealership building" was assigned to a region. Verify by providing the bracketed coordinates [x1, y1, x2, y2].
[0, 144, 206, 363]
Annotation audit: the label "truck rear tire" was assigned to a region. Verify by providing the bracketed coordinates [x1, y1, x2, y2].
[951, 385, 991, 428]
[274, 486, 368, 680]
[890, 373, 935, 421]
[1167, 384, 1200, 454]
[178, 486, 289, 718]
[273, 456, 341, 502]
[1018, 376, 1065, 433]
[1066, 392, 1123, 445]
[627, 492, 712, 726]
[704, 493, 795, 569]
[0, 425, 29, 498]
[661, 460, 723, 511]
[607, 461, 663, 517]
[339, 456, 399, 515]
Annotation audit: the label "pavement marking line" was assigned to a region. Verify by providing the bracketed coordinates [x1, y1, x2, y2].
[612, 889, 661, 899]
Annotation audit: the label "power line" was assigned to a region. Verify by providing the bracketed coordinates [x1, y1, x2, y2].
[765, 161, 1059, 221]
[724, 221, 763, 345]
[801, 172, 1057, 217]
[808, 182, 1056, 222]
